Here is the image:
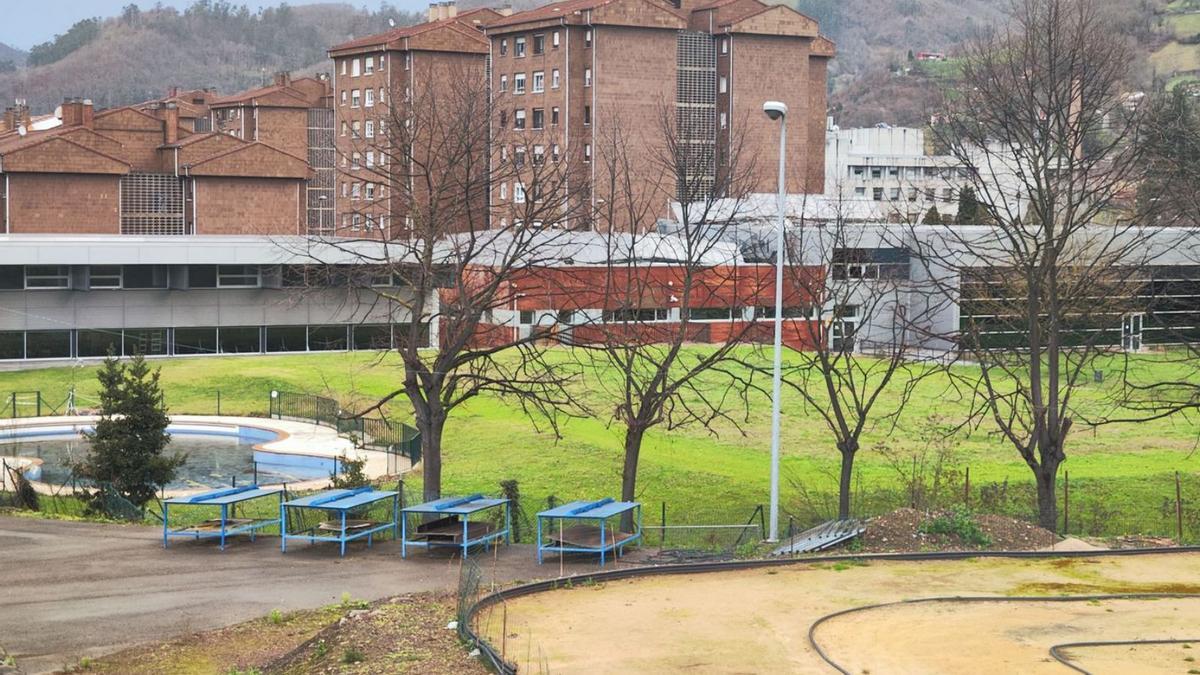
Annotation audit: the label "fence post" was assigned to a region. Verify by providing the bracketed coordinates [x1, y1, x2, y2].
[216, 389, 221, 416]
[660, 501, 666, 550]
[964, 466, 970, 509]
[1176, 471, 1184, 544]
[36, 391, 42, 418]
[1063, 470, 1069, 536]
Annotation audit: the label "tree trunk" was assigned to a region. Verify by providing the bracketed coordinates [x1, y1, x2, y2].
[1035, 462, 1060, 533]
[837, 444, 857, 520]
[418, 412, 447, 504]
[620, 426, 646, 532]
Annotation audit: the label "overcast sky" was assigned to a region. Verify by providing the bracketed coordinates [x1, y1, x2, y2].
[1, 0, 429, 50]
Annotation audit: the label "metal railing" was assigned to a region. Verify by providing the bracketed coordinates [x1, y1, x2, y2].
[268, 390, 421, 469]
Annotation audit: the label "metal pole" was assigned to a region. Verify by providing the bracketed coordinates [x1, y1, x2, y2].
[768, 113, 787, 543]
[1176, 471, 1184, 544]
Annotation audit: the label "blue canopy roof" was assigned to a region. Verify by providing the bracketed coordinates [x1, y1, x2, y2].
[402, 494, 509, 515]
[164, 485, 281, 506]
[537, 498, 639, 520]
[283, 487, 398, 511]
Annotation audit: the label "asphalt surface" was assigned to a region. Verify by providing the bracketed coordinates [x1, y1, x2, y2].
[0, 515, 586, 674]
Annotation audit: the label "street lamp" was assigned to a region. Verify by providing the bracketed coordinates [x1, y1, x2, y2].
[763, 100, 788, 543]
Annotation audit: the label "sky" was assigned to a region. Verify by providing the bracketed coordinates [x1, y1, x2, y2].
[0, 0, 428, 50]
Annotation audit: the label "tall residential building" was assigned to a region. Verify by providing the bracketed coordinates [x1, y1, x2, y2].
[486, 0, 833, 230]
[327, 5, 507, 237]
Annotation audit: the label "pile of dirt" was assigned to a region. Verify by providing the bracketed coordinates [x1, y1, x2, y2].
[850, 508, 1061, 553]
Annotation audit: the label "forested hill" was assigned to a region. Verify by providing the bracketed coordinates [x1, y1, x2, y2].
[0, 2, 420, 113]
[0, 0, 1175, 124]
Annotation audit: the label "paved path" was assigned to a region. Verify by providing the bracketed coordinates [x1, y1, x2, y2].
[0, 516, 588, 674]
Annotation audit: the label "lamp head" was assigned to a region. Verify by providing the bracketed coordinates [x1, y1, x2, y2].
[763, 101, 788, 121]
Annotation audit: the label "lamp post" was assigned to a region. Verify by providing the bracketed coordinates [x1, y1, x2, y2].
[762, 100, 788, 543]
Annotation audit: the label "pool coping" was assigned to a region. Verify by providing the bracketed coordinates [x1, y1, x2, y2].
[0, 414, 407, 498]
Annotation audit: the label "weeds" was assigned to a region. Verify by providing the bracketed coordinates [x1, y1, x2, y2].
[918, 508, 992, 547]
[341, 647, 366, 664]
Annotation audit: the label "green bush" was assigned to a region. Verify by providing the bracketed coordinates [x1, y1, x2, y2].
[918, 508, 992, 547]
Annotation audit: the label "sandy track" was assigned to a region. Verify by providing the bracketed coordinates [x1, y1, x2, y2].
[483, 553, 1200, 673]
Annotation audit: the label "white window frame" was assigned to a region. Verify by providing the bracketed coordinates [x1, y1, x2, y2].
[514, 182, 526, 204]
[514, 72, 526, 95]
[584, 68, 592, 87]
[365, 89, 375, 107]
[515, 36, 526, 57]
[89, 265, 123, 290]
[216, 265, 260, 289]
[351, 89, 361, 108]
[351, 182, 361, 200]
[551, 68, 560, 89]
[366, 150, 375, 168]
[552, 30, 560, 48]
[25, 265, 70, 290]
[351, 58, 361, 77]
[532, 71, 544, 93]
[500, 74, 508, 92]
[365, 56, 374, 75]
[365, 120, 374, 138]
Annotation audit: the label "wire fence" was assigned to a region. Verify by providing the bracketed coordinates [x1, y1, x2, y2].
[269, 390, 422, 468]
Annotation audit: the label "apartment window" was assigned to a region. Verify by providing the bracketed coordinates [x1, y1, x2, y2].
[365, 57, 374, 74]
[340, 121, 348, 136]
[889, 187, 901, 200]
[584, 67, 592, 87]
[687, 308, 734, 321]
[720, 112, 727, 129]
[340, 90, 347, 106]
[721, 37, 729, 54]
[585, 30, 592, 47]
[217, 265, 260, 288]
[756, 306, 813, 319]
[365, 89, 375, 107]
[908, 188, 919, 202]
[515, 36, 526, 57]
[514, 73, 526, 94]
[851, 166, 864, 177]
[341, 182, 348, 198]
[888, 166, 899, 177]
[854, 187, 866, 197]
[584, 143, 591, 162]
[551, 68, 560, 89]
[532, 71, 544, 93]
[942, 188, 954, 203]
[365, 120, 374, 138]
[514, 182, 526, 203]
[366, 182, 375, 200]
[352, 152, 361, 169]
[500, 146, 508, 163]
[500, 182, 508, 200]
[873, 187, 884, 201]
[514, 146, 526, 167]
[366, 150, 375, 167]
[532, 108, 544, 129]
[870, 167, 882, 179]
[352, 58, 361, 77]
[500, 74, 508, 92]
[380, 54, 386, 70]
[514, 108, 526, 129]
[352, 214, 363, 230]
[551, 107, 560, 126]
[378, 88, 385, 104]
[89, 265, 123, 289]
[500, 38, 508, 55]
[533, 34, 545, 54]
[551, 144, 560, 162]
[379, 119, 387, 136]
[719, 76, 727, 93]
[533, 144, 545, 164]
[583, 105, 591, 125]
[351, 89, 361, 107]
[351, 182, 361, 200]
[341, 60, 347, 75]
[25, 265, 69, 289]
[351, 120, 361, 138]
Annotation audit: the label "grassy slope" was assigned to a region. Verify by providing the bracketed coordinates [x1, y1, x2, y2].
[3, 349, 1199, 535]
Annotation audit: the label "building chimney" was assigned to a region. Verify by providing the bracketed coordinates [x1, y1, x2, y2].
[443, 2, 457, 19]
[428, 3, 439, 21]
[1, 107, 14, 133]
[164, 102, 179, 145]
[497, 3, 513, 16]
[80, 99, 93, 129]
[61, 98, 84, 127]
[273, 71, 291, 88]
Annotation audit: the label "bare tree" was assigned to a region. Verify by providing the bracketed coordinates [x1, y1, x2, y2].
[288, 58, 589, 502]
[768, 195, 948, 520]
[910, 0, 1164, 530]
[549, 104, 767, 528]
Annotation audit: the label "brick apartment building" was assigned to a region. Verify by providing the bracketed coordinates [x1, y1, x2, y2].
[0, 93, 421, 361]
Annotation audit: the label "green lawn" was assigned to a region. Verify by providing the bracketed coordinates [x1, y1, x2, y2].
[2, 349, 1199, 539]
[1167, 12, 1200, 38]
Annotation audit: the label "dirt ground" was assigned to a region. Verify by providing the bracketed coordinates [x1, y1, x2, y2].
[483, 553, 1200, 673]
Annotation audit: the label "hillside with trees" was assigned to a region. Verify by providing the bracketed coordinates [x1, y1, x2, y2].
[0, 2, 420, 113]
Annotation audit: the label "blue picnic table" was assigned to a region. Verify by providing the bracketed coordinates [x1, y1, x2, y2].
[400, 494, 511, 559]
[280, 487, 399, 557]
[162, 485, 283, 550]
[536, 498, 642, 566]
